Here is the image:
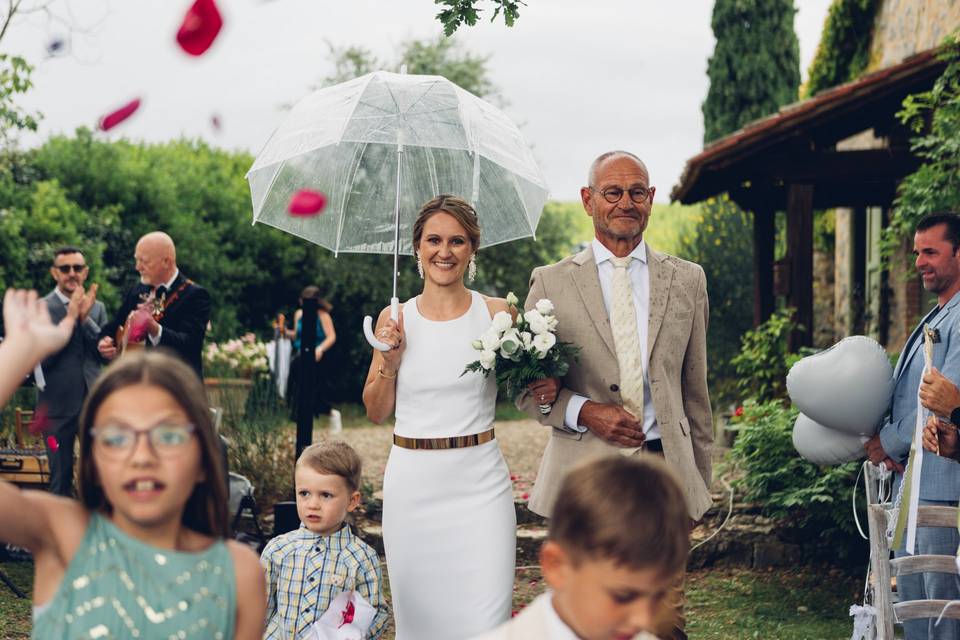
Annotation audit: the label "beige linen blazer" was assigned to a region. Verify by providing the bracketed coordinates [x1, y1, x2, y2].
[518, 244, 714, 520]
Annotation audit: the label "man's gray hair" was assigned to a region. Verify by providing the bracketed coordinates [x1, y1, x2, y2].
[587, 150, 646, 187]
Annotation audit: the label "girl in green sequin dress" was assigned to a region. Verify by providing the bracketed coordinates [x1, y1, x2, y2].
[0, 289, 266, 639]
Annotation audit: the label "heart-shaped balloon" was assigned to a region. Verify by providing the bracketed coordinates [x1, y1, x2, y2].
[792, 413, 867, 466]
[787, 335, 893, 436]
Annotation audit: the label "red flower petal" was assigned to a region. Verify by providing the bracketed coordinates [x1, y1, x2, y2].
[29, 404, 50, 435]
[46, 435, 59, 452]
[288, 189, 327, 216]
[338, 599, 355, 628]
[521, 492, 529, 500]
[176, 0, 223, 57]
[99, 98, 141, 131]
[734, 406, 744, 417]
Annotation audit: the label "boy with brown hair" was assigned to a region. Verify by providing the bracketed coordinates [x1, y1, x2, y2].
[475, 455, 690, 640]
[261, 441, 388, 639]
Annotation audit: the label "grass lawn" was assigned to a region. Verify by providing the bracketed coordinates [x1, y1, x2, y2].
[0, 560, 860, 639]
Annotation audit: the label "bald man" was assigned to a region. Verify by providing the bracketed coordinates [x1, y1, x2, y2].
[98, 232, 211, 379]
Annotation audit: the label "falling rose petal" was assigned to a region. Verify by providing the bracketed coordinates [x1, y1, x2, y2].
[46, 435, 59, 452]
[288, 189, 327, 216]
[99, 98, 141, 131]
[47, 37, 65, 56]
[176, 0, 224, 57]
[29, 404, 50, 435]
[211, 113, 222, 132]
[521, 492, 530, 500]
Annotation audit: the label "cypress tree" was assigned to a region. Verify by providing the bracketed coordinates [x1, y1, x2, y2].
[702, 0, 801, 143]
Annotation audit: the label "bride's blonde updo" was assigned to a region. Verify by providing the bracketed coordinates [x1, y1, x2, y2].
[412, 194, 481, 251]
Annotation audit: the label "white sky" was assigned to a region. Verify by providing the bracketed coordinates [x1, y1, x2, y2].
[4, 0, 834, 202]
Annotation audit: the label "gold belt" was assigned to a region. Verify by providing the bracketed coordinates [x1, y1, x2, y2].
[393, 428, 495, 450]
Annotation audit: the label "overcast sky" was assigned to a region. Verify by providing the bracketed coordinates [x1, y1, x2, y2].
[5, 0, 833, 202]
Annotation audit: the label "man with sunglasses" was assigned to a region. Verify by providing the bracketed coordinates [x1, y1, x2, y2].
[38, 246, 107, 496]
[517, 151, 712, 640]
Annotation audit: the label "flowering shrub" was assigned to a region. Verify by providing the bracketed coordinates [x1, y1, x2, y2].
[204, 332, 270, 378]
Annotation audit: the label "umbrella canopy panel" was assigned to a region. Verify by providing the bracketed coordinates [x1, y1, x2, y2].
[248, 71, 549, 255]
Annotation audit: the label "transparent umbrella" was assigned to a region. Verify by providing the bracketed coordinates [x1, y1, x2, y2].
[247, 70, 550, 349]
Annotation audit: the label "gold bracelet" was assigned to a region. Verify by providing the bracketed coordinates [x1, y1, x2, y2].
[378, 367, 397, 380]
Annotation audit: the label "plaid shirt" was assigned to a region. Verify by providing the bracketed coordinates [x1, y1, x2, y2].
[261, 523, 388, 639]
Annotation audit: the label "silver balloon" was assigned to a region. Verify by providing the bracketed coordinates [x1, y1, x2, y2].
[792, 412, 867, 466]
[787, 336, 893, 436]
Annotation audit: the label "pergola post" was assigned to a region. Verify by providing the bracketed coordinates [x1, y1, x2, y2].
[787, 183, 814, 347]
[753, 207, 775, 326]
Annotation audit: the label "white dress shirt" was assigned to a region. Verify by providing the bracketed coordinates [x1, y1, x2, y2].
[563, 239, 661, 442]
[542, 593, 582, 640]
[148, 269, 180, 346]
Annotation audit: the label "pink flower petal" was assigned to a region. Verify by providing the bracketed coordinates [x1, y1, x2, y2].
[99, 98, 141, 131]
[288, 189, 327, 216]
[29, 404, 50, 435]
[176, 0, 224, 57]
[46, 435, 59, 452]
[211, 113, 222, 131]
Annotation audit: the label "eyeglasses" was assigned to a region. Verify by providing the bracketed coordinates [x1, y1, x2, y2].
[90, 423, 196, 459]
[54, 264, 87, 274]
[590, 185, 655, 204]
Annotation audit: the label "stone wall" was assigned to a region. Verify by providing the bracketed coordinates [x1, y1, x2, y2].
[869, 0, 960, 69]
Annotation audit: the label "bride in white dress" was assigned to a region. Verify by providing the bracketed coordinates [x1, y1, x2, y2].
[363, 195, 539, 639]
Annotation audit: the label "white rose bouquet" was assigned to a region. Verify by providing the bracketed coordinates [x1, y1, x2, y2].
[463, 291, 579, 413]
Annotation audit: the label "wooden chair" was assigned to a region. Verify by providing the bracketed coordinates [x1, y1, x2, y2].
[13, 408, 42, 450]
[867, 497, 960, 638]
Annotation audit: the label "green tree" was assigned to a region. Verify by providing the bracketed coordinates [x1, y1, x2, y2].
[686, 0, 800, 404]
[803, 0, 881, 98]
[884, 37, 960, 262]
[702, 0, 800, 144]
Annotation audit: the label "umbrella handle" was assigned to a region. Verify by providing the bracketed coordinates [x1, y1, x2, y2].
[363, 298, 400, 352]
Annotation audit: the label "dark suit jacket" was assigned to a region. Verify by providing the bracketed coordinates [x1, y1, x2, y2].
[39, 290, 108, 418]
[100, 273, 211, 379]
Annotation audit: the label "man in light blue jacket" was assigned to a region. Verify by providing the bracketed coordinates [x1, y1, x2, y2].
[864, 212, 960, 639]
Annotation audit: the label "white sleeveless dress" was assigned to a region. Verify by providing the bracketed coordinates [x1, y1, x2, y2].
[382, 291, 516, 639]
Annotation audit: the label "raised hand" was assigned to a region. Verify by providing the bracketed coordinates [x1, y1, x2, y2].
[579, 401, 645, 448]
[2, 289, 74, 360]
[75, 283, 99, 321]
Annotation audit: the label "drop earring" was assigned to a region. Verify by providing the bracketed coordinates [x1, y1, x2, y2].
[467, 254, 477, 283]
[416, 253, 424, 279]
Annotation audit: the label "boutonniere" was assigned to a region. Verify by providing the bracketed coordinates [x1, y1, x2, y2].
[328, 573, 346, 588]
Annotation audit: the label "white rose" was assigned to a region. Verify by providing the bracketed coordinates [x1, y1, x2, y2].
[471, 339, 484, 351]
[480, 328, 501, 351]
[547, 315, 559, 331]
[499, 328, 521, 357]
[479, 349, 497, 370]
[524, 309, 549, 335]
[491, 310, 513, 333]
[505, 291, 519, 307]
[535, 299, 554, 315]
[532, 332, 557, 358]
[520, 331, 533, 351]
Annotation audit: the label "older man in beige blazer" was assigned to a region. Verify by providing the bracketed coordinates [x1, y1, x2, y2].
[520, 151, 712, 640]
[521, 150, 713, 520]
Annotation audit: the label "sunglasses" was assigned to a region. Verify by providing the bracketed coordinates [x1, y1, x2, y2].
[54, 264, 87, 274]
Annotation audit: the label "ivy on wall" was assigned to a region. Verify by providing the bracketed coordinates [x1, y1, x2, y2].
[803, 0, 881, 98]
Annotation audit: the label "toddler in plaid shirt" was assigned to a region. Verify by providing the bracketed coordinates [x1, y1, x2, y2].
[261, 441, 387, 639]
